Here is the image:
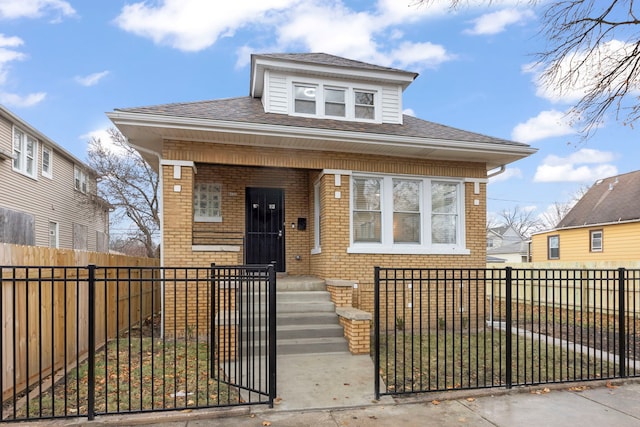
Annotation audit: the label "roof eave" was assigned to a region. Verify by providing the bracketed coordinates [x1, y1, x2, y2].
[107, 111, 536, 171]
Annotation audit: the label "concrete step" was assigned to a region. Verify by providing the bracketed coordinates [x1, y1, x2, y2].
[277, 276, 326, 292]
[238, 323, 345, 340]
[277, 312, 340, 326]
[277, 337, 349, 355]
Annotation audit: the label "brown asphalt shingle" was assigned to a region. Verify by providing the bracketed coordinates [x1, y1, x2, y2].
[115, 96, 527, 147]
[558, 170, 640, 227]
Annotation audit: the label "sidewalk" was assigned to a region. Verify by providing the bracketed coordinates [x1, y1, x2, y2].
[41, 379, 640, 426]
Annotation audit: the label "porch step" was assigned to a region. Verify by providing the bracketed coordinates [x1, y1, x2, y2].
[276, 288, 349, 355]
[277, 337, 349, 355]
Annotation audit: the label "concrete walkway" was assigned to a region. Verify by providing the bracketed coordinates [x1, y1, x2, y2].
[38, 379, 640, 426]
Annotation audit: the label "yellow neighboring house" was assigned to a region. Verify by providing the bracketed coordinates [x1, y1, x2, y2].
[531, 170, 640, 262]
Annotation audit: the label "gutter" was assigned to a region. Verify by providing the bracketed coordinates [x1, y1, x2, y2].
[531, 217, 640, 236]
[487, 165, 506, 179]
[106, 111, 538, 157]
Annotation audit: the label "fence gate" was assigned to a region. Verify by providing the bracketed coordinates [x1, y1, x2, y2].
[211, 264, 277, 406]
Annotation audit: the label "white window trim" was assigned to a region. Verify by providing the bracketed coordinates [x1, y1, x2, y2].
[590, 229, 603, 252]
[42, 145, 53, 179]
[288, 76, 381, 123]
[12, 126, 38, 179]
[311, 180, 322, 254]
[74, 165, 87, 193]
[49, 221, 59, 248]
[347, 174, 469, 255]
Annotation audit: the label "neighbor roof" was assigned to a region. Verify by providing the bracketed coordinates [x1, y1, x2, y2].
[114, 96, 525, 147]
[557, 170, 640, 228]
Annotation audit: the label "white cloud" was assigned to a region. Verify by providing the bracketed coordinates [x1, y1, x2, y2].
[75, 70, 110, 87]
[115, 0, 297, 52]
[0, 0, 76, 20]
[488, 167, 522, 183]
[0, 91, 46, 107]
[116, 0, 457, 72]
[526, 39, 640, 104]
[403, 108, 415, 117]
[511, 110, 576, 143]
[0, 34, 24, 84]
[464, 8, 534, 35]
[533, 148, 618, 183]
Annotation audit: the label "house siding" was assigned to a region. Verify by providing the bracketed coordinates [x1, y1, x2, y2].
[531, 222, 640, 262]
[265, 71, 288, 114]
[0, 114, 109, 251]
[381, 85, 402, 124]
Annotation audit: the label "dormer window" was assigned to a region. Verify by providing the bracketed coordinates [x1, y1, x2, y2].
[294, 84, 316, 114]
[324, 87, 346, 117]
[290, 78, 380, 122]
[355, 91, 375, 120]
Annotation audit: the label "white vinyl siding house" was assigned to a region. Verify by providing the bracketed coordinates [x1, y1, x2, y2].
[0, 106, 110, 251]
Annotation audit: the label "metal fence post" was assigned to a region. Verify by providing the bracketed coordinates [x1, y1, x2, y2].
[505, 267, 513, 389]
[374, 266, 381, 400]
[87, 264, 96, 421]
[618, 267, 626, 378]
[268, 264, 277, 407]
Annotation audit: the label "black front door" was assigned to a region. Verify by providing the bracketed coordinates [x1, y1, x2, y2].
[245, 188, 285, 272]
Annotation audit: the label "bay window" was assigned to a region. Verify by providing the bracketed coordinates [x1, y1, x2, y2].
[350, 175, 467, 254]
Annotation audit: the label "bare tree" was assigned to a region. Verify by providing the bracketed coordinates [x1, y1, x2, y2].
[415, 1, 640, 139]
[538, 184, 589, 229]
[87, 128, 159, 258]
[496, 205, 544, 238]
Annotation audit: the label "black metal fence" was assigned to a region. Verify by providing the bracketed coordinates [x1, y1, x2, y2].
[374, 267, 640, 398]
[0, 264, 276, 423]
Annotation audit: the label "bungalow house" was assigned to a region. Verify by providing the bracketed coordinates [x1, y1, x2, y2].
[531, 170, 640, 262]
[0, 105, 110, 252]
[107, 53, 536, 326]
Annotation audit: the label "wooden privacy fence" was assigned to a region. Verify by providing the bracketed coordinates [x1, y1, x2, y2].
[0, 244, 159, 405]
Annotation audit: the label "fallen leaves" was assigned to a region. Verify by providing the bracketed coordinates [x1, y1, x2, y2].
[606, 381, 618, 389]
[262, 421, 272, 426]
[531, 387, 551, 395]
[431, 400, 441, 405]
[568, 386, 589, 392]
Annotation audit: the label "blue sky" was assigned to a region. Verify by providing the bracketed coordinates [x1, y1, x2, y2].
[1, 0, 638, 225]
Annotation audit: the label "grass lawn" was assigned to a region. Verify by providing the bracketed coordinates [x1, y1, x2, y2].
[9, 336, 240, 420]
[379, 330, 618, 393]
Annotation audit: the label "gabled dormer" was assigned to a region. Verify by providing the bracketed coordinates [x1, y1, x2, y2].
[250, 53, 418, 125]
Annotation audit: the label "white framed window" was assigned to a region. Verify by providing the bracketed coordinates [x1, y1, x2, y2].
[12, 126, 38, 178]
[194, 183, 222, 222]
[324, 87, 346, 117]
[349, 174, 467, 254]
[548, 235, 560, 259]
[294, 84, 317, 115]
[74, 166, 87, 193]
[49, 221, 59, 248]
[290, 78, 380, 122]
[590, 229, 603, 252]
[312, 180, 322, 254]
[42, 146, 53, 178]
[354, 90, 375, 120]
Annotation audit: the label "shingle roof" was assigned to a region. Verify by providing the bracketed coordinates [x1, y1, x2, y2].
[254, 53, 417, 76]
[557, 170, 640, 228]
[115, 96, 526, 147]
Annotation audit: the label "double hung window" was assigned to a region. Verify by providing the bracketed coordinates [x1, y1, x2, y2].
[74, 166, 87, 193]
[292, 80, 378, 122]
[42, 146, 53, 178]
[350, 175, 465, 254]
[13, 126, 38, 178]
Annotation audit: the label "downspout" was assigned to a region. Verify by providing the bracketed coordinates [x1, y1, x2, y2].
[487, 165, 506, 179]
[125, 140, 165, 339]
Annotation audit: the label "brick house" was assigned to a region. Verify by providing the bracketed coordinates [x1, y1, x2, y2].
[108, 53, 535, 327]
[0, 105, 110, 252]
